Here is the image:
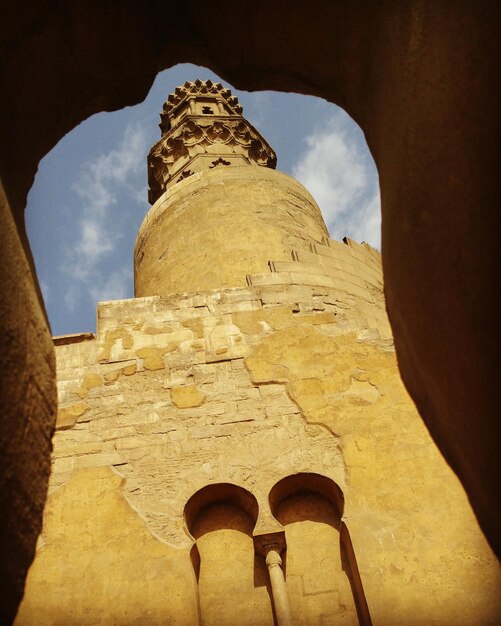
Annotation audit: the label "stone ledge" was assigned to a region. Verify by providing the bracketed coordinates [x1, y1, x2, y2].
[53, 332, 96, 346]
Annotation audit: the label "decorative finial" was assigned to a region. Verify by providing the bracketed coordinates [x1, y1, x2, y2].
[147, 80, 277, 204]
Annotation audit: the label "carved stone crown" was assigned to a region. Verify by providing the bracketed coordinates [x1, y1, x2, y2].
[147, 79, 277, 204]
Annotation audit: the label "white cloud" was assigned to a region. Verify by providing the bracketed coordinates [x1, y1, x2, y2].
[90, 266, 132, 303]
[243, 91, 270, 130]
[62, 122, 147, 309]
[292, 112, 381, 249]
[63, 284, 80, 312]
[73, 123, 147, 215]
[77, 219, 114, 261]
[135, 183, 149, 207]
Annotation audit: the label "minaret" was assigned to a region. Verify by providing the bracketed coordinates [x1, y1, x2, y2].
[134, 79, 329, 296]
[17, 78, 501, 626]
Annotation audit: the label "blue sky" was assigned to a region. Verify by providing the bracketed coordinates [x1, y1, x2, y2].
[26, 64, 380, 337]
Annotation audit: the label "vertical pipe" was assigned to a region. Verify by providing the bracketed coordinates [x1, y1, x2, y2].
[265, 547, 293, 626]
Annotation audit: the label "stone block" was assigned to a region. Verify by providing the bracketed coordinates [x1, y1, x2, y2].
[171, 384, 205, 408]
[72, 452, 124, 469]
[245, 357, 289, 384]
[136, 347, 168, 370]
[193, 364, 217, 384]
[52, 440, 103, 458]
[56, 401, 90, 430]
[247, 272, 292, 287]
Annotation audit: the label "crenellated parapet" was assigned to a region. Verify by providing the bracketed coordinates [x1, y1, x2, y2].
[147, 80, 276, 203]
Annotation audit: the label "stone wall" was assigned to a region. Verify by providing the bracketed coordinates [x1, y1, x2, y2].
[0, 181, 56, 620]
[16, 243, 500, 624]
[2, 3, 500, 619]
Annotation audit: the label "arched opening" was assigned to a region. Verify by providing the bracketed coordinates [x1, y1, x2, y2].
[184, 483, 274, 626]
[2, 8, 500, 623]
[269, 473, 371, 626]
[25, 64, 380, 336]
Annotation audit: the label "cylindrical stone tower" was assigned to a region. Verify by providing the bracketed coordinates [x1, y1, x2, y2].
[134, 80, 329, 296]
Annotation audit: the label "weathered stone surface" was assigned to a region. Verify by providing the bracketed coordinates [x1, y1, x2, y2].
[15, 468, 198, 625]
[136, 346, 167, 370]
[0, 181, 56, 623]
[75, 372, 103, 398]
[171, 384, 205, 408]
[56, 401, 89, 430]
[135, 167, 328, 297]
[1, 4, 501, 620]
[17, 285, 501, 624]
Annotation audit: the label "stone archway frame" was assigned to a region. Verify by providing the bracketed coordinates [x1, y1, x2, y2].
[184, 482, 260, 543]
[184, 482, 266, 624]
[269, 472, 372, 626]
[1, 3, 500, 622]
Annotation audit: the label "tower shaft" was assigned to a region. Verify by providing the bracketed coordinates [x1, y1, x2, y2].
[134, 80, 328, 296]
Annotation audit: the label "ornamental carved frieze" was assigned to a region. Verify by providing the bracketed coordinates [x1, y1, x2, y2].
[159, 79, 243, 132]
[147, 81, 277, 204]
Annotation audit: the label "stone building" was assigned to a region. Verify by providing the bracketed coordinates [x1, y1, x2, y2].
[15, 81, 500, 625]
